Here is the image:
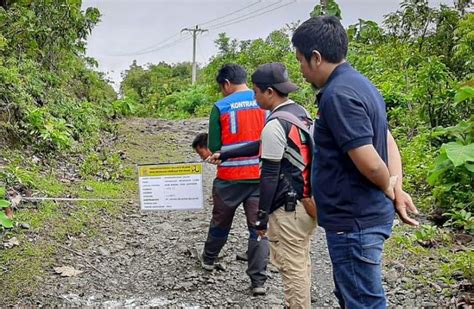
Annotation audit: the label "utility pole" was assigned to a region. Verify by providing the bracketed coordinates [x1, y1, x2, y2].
[181, 25, 208, 85]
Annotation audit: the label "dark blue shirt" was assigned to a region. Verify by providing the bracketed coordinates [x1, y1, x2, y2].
[312, 62, 395, 232]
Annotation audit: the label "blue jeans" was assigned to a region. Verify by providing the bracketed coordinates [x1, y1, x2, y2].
[325, 223, 392, 309]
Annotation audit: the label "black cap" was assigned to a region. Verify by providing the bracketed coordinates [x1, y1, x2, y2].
[251, 62, 298, 94]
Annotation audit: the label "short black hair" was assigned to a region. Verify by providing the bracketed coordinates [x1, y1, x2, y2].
[292, 16, 348, 64]
[216, 64, 247, 85]
[253, 83, 288, 98]
[192, 133, 208, 149]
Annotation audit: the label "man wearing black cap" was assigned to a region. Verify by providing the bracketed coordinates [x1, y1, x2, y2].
[208, 62, 317, 307]
[249, 62, 318, 308]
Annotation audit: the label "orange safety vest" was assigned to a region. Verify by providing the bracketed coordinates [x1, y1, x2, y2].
[215, 90, 267, 181]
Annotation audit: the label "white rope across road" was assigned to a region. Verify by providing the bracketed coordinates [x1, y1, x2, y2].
[5, 161, 206, 206]
[21, 197, 126, 202]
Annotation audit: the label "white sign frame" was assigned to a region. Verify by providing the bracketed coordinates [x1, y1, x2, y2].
[138, 162, 204, 211]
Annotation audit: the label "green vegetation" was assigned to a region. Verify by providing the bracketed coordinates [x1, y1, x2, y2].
[0, 0, 472, 303]
[0, 1, 120, 302]
[0, 0, 116, 152]
[0, 134, 137, 304]
[428, 114, 474, 232]
[386, 224, 473, 286]
[0, 186, 13, 228]
[119, 60, 222, 118]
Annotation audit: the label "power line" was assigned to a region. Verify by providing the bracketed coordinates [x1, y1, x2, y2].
[125, 33, 181, 54]
[109, 0, 296, 58]
[205, 0, 283, 29]
[119, 34, 192, 57]
[110, 1, 264, 57]
[109, 32, 182, 56]
[198, 0, 263, 26]
[207, 0, 296, 31]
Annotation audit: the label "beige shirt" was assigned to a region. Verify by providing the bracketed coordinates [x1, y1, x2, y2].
[260, 100, 295, 161]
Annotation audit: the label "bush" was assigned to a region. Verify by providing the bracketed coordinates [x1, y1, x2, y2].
[0, 2, 116, 152]
[428, 88, 474, 232]
[157, 85, 216, 119]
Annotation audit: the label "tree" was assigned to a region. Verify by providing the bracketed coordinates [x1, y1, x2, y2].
[455, 0, 471, 16]
[310, 0, 342, 19]
[0, 1, 115, 150]
[214, 33, 238, 56]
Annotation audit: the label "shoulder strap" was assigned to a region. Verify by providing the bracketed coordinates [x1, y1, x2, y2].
[267, 110, 311, 135]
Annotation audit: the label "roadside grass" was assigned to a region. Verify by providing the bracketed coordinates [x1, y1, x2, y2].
[385, 224, 473, 299]
[0, 119, 185, 304]
[0, 173, 130, 304]
[0, 241, 55, 299]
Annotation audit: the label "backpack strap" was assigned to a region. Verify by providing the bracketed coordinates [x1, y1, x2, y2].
[267, 110, 314, 153]
[267, 110, 311, 136]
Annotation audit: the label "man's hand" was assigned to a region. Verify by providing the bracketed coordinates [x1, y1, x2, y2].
[206, 152, 222, 165]
[384, 175, 398, 201]
[256, 229, 267, 241]
[394, 189, 419, 226]
[255, 209, 268, 241]
[301, 197, 317, 220]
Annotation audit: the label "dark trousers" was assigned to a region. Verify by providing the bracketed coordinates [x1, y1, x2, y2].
[203, 179, 269, 287]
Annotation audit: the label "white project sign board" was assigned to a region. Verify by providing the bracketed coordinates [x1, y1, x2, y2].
[138, 163, 203, 211]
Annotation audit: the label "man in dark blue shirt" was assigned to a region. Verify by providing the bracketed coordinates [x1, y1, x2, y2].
[292, 16, 419, 308]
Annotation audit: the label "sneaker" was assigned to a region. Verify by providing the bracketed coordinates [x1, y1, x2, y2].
[197, 249, 215, 271]
[236, 251, 248, 262]
[252, 286, 266, 296]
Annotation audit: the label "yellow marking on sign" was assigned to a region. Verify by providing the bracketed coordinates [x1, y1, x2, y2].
[139, 164, 202, 177]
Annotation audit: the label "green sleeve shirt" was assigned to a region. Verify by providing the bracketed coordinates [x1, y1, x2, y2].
[208, 105, 222, 153]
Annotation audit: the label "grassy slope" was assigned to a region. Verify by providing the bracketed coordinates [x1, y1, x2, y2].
[0, 118, 184, 304]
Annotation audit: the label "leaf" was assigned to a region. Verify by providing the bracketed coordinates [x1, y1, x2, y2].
[427, 151, 452, 185]
[454, 86, 474, 104]
[465, 163, 474, 173]
[0, 187, 5, 197]
[443, 142, 474, 167]
[0, 200, 11, 209]
[431, 126, 448, 137]
[54, 266, 83, 277]
[0, 213, 13, 229]
[439, 183, 455, 192]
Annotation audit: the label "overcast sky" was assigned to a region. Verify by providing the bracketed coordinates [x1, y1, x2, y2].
[81, 0, 453, 88]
